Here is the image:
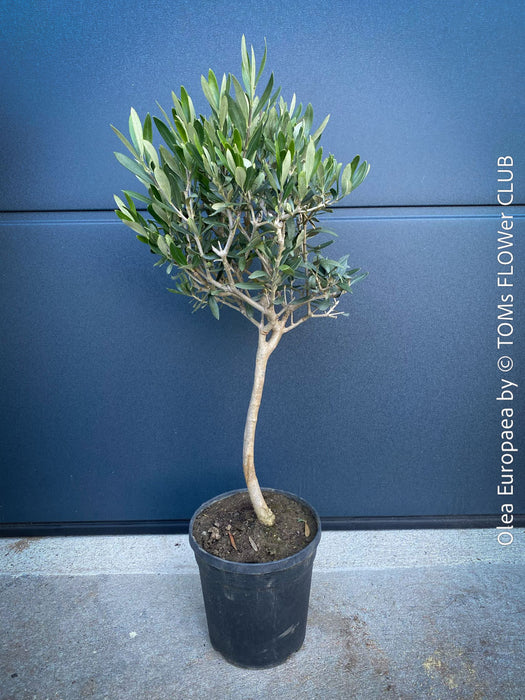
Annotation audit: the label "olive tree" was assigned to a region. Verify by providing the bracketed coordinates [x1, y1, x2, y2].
[113, 37, 369, 526]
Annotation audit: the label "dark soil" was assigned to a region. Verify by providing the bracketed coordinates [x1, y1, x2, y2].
[192, 491, 318, 563]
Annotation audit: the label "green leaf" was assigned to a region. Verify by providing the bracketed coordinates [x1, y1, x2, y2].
[350, 154, 360, 175]
[312, 114, 330, 142]
[169, 243, 187, 266]
[241, 35, 251, 94]
[180, 85, 195, 122]
[218, 93, 228, 128]
[305, 139, 315, 184]
[129, 108, 144, 156]
[173, 116, 188, 143]
[157, 235, 169, 256]
[341, 162, 353, 196]
[111, 124, 139, 158]
[308, 239, 334, 252]
[297, 170, 308, 200]
[303, 103, 314, 134]
[248, 270, 269, 280]
[154, 167, 172, 200]
[154, 117, 178, 151]
[113, 194, 131, 218]
[114, 152, 154, 184]
[232, 128, 243, 153]
[253, 72, 274, 118]
[280, 150, 292, 188]
[226, 149, 237, 174]
[201, 74, 216, 110]
[207, 70, 220, 106]
[234, 166, 246, 189]
[255, 38, 267, 85]
[226, 94, 246, 137]
[353, 161, 370, 189]
[208, 295, 220, 320]
[143, 113, 153, 142]
[124, 220, 147, 236]
[143, 141, 159, 169]
[250, 45, 256, 92]
[231, 75, 249, 122]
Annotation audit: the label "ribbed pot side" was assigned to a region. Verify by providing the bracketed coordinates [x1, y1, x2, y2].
[189, 489, 322, 669]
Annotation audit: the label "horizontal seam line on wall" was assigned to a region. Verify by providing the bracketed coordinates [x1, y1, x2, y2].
[1, 514, 523, 536]
[1, 204, 524, 226]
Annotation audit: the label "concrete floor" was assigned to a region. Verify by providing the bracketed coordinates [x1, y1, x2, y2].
[0, 529, 523, 699]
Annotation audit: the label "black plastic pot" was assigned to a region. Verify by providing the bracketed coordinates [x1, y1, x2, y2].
[189, 488, 322, 668]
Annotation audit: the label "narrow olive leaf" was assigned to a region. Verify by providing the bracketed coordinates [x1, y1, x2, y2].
[250, 45, 256, 92]
[208, 295, 220, 320]
[111, 125, 139, 158]
[169, 242, 187, 266]
[349, 154, 360, 176]
[143, 141, 159, 169]
[124, 220, 148, 236]
[218, 93, 228, 127]
[226, 149, 237, 174]
[341, 162, 353, 196]
[305, 139, 315, 184]
[154, 167, 172, 200]
[255, 38, 267, 84]
[180, 85, 195, 122]
[208, 70, 220, 105]
[173, 117, 188, 143]
[240, 35, 251, 93]
[280, 150, 292, 189]
[113, 195, 132, 219]
[156, 235, 169, 257]
[129, 108, 144, 156]
[231, 75, 249, 122]
[303, 103, 314, 134]
[253, 72, 274, 118]
[153, 117, 178, 151]
[352, 161, 370, 189]
[312, 114, 330, 142]
[201, 74, 217, 110]
[114, 152, 154, 184]
[227, 94, 247, 137]
[143, 113, 153, 142]
[297, 170, 308, 199]
[234, 166, 246, 189]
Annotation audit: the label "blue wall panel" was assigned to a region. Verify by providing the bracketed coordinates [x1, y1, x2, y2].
[1, 211, 522, 522]
[1, 0, 523, 527]
[0, 0, 523, 210]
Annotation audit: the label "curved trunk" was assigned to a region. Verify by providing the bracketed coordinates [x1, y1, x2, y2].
[243, 329, 281, 526]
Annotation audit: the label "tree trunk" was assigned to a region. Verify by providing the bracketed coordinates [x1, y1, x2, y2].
[243, 329, 280, 526]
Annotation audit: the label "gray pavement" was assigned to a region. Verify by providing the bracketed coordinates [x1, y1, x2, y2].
[1, 529, 524, 699]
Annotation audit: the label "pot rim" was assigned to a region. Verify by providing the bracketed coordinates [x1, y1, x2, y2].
[188, 487, 322, 574]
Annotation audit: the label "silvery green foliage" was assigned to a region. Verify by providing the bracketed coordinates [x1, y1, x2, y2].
[113, 37, 369, 326]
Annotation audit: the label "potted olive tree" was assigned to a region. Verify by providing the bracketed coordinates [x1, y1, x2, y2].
[113, 37, 369, 668]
